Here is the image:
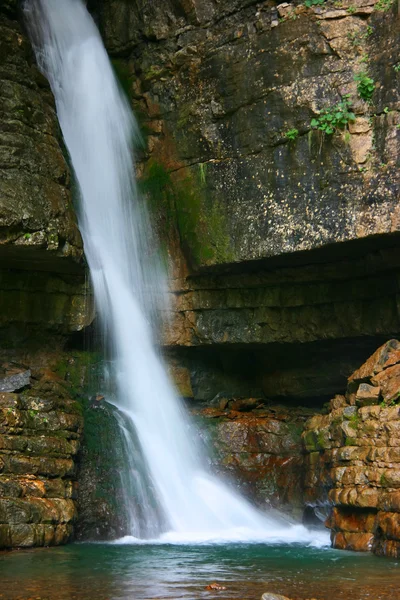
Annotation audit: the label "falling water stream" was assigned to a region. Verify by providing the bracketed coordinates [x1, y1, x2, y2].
[25, 0, 328, 546]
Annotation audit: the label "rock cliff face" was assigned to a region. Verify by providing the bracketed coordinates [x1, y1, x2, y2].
[0, 4, 92, 549]
[0, 6, 91, 344]
[90, 0, 400, 554]
[0, 0, 399, 554]
[0, 365, 83, 549]
[97, 0, 399, 267]
[0, 7, 82, 269]
[91, 0, 400, 406]
[304, 340, 400, 557]
[195, 404, 309, 517]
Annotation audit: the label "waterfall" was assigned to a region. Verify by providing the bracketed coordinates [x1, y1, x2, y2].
[25, 0, 327, 545]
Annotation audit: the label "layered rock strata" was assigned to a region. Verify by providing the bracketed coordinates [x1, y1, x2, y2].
[97, 0, 399, 269]
[90, 0, 400, 406]
[0, 9, 82, 269]
[304, 340, 400, 557]
[0, 365, 83, 549]
[195, 404, 309, 517]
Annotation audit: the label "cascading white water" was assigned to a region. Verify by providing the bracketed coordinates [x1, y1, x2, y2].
[26, 0, 328, 545]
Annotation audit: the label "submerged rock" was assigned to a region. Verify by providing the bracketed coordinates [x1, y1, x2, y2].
[205, 583, 227, 591]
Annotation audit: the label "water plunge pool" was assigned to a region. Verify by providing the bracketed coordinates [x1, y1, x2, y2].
[1, 542, 399, 600]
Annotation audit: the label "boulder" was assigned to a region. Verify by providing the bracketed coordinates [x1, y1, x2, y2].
[355, 383, 381, 407]
[349, 340, 400, 385]
[0, 365, 30, 393]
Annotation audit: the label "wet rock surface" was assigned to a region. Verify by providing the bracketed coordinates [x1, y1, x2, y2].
[0, 6, 92, 347]
[0, 365, 31, 393]
[164, 242, 400, 405]
[0, 365, 83, 549]
[91, 0, 400, 414]
[194, 403, 311, 517]
[304, 340, 400, 557]
[0, 9, 82, 270]
[75, 398, 130, 541]
[53, 351, 130, 542]
[97, 0, 399, 270]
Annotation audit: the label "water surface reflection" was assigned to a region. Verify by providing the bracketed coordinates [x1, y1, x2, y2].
[0, 543, 399, 600]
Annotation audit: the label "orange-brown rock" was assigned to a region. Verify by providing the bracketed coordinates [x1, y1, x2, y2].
[372, 365, 400, 403]
[328, 507, 376, 533]
[355, 383, 381, 407]
[0, 365, 83, 549]
[305, 341, 400, 558]
[333, 531, 374, 552]
[194, 405, 307, 517]
[349, 340, 400, 385]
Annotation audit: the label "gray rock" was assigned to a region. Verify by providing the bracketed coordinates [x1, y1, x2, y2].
[356, 383, 381, 407]
[343, 406, 358, 419]
[0, 367, 31, 393]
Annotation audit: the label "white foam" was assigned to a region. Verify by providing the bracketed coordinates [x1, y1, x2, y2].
[112, 527, 330, 548]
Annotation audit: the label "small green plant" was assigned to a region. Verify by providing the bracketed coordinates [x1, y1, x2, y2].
[347, 5, 356, 12]
[393, 63, 400, 72]
[354, 72, 375, 101]
[374, 0, 394, 10]
[305, 0, 325, 6]
[285, 128, 299, 141]
[198, 163, 207, 185]
[311, 95, 355, 135]
[23, 233, 31, 240]
[380, 472, 389, 486]
[383, 106, 391, 114]
[348, 27, 373, 47]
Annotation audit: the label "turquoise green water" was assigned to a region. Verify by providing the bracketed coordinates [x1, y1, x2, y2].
[0, 542, 399, 600]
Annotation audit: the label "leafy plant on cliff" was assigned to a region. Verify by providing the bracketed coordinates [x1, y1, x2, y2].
[374, 0, 395, 11]
[380, 393, 400, 408]
[348, 26, 373, 47]
[304, 0, 325, 7]
[354, 72, 375, 102]
[285, 128, 299, 141]
[311, 95, 356, 135]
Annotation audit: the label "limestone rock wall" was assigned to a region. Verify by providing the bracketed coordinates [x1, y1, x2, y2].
[195, 404, 309, 517]
[0, 365, 83, 549]
[0, 8, 82, 269]
[304, 340, 400, 557]
[90, 0, 400, 407]
[97, 0, 399, 270]
[0, 6, 92, 343]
